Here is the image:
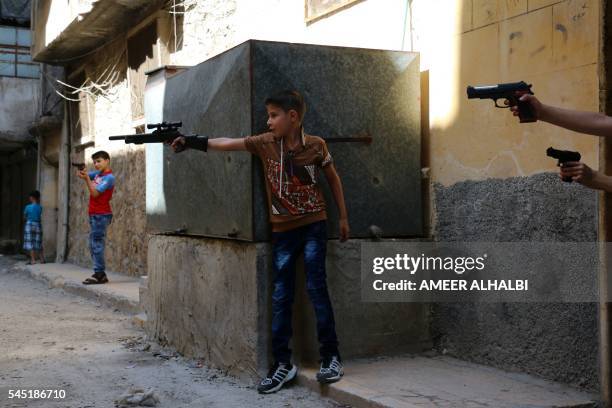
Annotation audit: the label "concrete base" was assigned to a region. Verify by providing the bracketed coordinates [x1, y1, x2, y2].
[145, 235, 431, 381]
[296, 354, 598, 408]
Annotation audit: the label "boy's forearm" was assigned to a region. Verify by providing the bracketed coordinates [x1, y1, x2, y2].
[541, 105, 612, 137]
[83, 177, 99, 197]
[206, 137, 246, 151]
[329, 176, 348, 219]
[583, 171, 612, 192]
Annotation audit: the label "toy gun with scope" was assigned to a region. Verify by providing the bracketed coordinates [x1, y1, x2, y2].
[109, 121, 374, 147]
[109, 122, 196, 144]
[109, 121, 210, 150]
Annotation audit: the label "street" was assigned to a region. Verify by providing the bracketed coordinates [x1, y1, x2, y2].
[0, 255, 339, 408]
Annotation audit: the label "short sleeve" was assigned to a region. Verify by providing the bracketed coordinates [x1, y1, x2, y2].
[88, 171, 97, 180]
[319, 140, 333, 168]
[244, 133, 267, 157]
[95, 174, 115, 193]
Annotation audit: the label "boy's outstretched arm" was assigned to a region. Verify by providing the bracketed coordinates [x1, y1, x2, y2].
[323, 163, 349, 242]
[169, 136, 247, 152]
[511, 94, 612, 137]
[560, 161, 612, 191]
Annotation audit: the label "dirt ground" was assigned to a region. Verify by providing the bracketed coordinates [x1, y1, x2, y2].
[0, 255, 341, 408]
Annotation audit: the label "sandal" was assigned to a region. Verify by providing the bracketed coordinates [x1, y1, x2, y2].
[83, 274, 109, 285]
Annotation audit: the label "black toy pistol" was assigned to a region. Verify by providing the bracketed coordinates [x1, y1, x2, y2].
[546, 147, 581, 183]
[467, 81, 536, 123]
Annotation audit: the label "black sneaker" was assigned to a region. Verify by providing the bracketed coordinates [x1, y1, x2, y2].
[257, 362, 297, 394]
[316, 356, 343, 384]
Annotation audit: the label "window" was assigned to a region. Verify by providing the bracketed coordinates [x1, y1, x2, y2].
[305, 0, 364, 23]
[0, 25, 39, 78]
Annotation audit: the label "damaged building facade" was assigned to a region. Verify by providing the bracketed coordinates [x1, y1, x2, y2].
[0, 0, 61, 257]
[23, 0, 612, 403]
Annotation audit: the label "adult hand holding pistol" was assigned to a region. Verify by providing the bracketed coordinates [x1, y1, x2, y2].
[508, 93, 612, 137]
[509, 93, 612, 190]
[467, 81, 612, 191]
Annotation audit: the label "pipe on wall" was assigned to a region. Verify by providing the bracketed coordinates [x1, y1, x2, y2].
[56, 99, 70, 263]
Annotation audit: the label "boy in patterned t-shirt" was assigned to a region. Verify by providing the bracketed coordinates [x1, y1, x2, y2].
[169, 90, 349, 394]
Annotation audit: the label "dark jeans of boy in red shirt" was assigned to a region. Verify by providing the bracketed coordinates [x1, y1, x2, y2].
[89, 214, 112, 273]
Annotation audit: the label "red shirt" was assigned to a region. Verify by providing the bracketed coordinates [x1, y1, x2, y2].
[88, 169, 115, 215]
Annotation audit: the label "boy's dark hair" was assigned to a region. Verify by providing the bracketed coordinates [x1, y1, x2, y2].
[92, 150, 110, 161]
[265, 90, 306, 122]
[29, 190, 40, 201]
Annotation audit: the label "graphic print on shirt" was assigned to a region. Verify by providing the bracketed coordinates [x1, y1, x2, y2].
[88, 170, 115, 214]
[266, 157, 325, 215]
[91, 172, 114, 193]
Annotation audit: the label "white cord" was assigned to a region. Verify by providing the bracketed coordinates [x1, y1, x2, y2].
[279, 137, 283, 198]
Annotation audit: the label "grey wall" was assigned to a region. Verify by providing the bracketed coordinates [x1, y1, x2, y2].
[431, 172, 599, 390]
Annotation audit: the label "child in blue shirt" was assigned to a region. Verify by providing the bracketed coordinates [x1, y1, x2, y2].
[23, 190, 44, 264]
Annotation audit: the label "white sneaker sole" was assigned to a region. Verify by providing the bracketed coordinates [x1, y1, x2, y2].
[316, 370, 344, 384]
[259, 365, 298, 394]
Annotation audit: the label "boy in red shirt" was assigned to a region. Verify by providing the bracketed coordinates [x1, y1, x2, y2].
[77, 150, 115, 285]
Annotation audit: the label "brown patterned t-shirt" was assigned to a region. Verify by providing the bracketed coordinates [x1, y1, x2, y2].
[244, 129, 333, 232]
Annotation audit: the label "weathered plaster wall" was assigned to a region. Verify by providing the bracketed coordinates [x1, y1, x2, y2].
[39, 156, 58, 260]
[146, 235, 269, 380]
[432, 172, 599, 389]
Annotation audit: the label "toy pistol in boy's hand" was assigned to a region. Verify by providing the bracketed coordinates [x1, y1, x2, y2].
[467, 81, 536, 123]
[546, 147, 581, 183]
[109, 121, 209, 151]
[71, 162, 85, 171]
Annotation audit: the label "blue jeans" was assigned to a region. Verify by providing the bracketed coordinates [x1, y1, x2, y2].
[89, 214, 112, 273]
[271, 220, 340, 364]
